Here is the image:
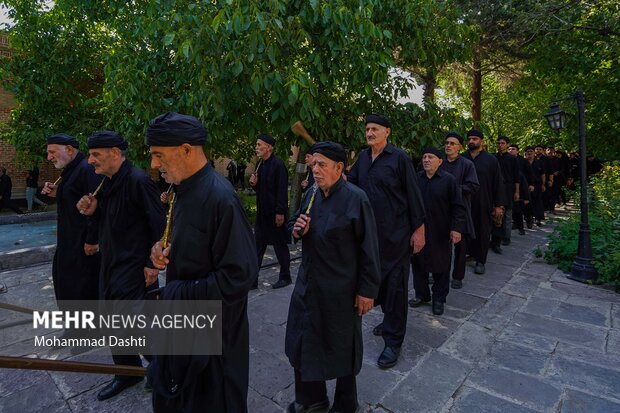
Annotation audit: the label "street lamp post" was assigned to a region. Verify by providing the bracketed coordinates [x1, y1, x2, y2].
[543, 89, 598, 284]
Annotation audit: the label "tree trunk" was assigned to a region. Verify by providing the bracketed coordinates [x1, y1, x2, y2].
[288, 145, 305, 218]
[471, 48, 482, 126]
[422, 70, 436, 103]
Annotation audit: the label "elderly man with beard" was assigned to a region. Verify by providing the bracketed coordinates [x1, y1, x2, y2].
[286, 142, 381, 413]
[462, 129, 505, 275]
[250, 133, 291, 289]
[41, 134, 101, 318]
[410, 147, 465, 315]
[77, 131, 166, 401]
[148, 112, 257, 413]
[439, 132, 479, 289]
[346, 114, 425, 369]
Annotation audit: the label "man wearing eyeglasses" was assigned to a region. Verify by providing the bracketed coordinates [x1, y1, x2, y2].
[438, 132, 479, 289]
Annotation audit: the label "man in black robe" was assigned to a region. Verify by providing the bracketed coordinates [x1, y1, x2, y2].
[148, 112, 257, 412]
[300, 150, 316, 194]
[545, 146, 560, 214]
[492, 136, 520, 252]
[410, 147, 465, 316]
[440, 132, 479, 289]
[524, 147, 546, 227]
[347, 114, 425, 369]
[42, 134, 101, 314]
[287, 142, 381, 413]
[508, 144, 535, 233]
[0, 168, 24, 214]
[534, 144, 550, 221]
[249, 133, 291, 289]
[462, 129, 505, 275]
[77, 131, 166, 401]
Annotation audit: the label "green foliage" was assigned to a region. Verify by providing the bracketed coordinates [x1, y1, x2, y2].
[545, 163, 620, 289]
[0, 0, 112, 161]
[1, 0, 474, 166]
[238, 191, 256, 225]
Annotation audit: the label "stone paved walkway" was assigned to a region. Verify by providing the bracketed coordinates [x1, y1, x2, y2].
[1, 208, 619, 412]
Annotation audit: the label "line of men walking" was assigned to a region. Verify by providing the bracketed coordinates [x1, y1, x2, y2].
[40, 112, 583, 413]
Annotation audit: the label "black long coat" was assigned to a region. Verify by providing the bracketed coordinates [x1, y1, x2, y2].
[413, 170, 466, 273]
[495, 152, 520, 209]
[285, 179, 381, 381]
[97, 160, 165, 300]
[462, 151, 505, 262]
[53, 153, 101, 302]
[151, 163, 257, 412]
[347, 143, 425, 277]
[254, 154, 289, 245]
[440, 155, 479, 238]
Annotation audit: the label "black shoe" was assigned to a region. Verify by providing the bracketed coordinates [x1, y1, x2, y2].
[408, 297, 430, 308]
[272, 279, 292, 289]
[526, 221, 533, 229]
[378, 346, 401, 368]
[518, 229, 526, 235]
[501, 239, 510, 246]
[474, 262, 485, 274]
[372, 323, 383, 336]
[432, 301, 444, 315]
[97, 376, 143, 401]
[451, 279, 463, 289]
[287, 399, 330, 413]
[491, 245, 503, 254]
[536, 220, 542, 227]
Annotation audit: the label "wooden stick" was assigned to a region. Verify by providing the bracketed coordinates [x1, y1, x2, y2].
[0, 356, 146, 376]
[291, 121, 316, 145]
[92, 177, 106, 197]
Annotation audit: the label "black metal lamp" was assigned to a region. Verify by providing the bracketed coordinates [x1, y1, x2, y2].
[543, 90, 598, 284]
[543, 103, 567, 131]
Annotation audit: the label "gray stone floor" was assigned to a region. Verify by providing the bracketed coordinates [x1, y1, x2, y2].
[1, 210, 620, 412]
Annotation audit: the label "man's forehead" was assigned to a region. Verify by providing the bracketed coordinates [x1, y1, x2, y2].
[149, 146, 176, 154]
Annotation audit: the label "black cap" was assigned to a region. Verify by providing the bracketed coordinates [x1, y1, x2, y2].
[257, 133, 276, 147]
[47, 133, 79, 148]
[146, 112, 207, 146]
[87, 131, 128, 150]
[312, 141, 347, 166]
[422, 147, 443, 159]
[446, 131, 463, 144]
[467, 129, 484, 139]
[365, 114, 391, 129]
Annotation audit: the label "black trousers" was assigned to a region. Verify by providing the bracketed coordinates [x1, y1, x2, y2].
[294, 369, 357, 413]
[468, 213, 492, 265]
[451, 236, 468, 281]
[112, 354, 143, 381]
[377, 262, 409, 348]
[412, 261, 450, 303]
[255, 240, 291, 286]
[512, 201, 525, 231]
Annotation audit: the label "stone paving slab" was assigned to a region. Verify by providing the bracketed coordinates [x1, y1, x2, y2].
[509, 312, 608, 349]
[451, 387, 539, 413]
[380, 351, 470, 413]
[560, 389, 620, 413]
[466, 365, 563, 411]
[547, 356, 620, 396]
[485, 341, 550, 376]
[439, 321, 496, 363]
